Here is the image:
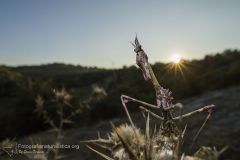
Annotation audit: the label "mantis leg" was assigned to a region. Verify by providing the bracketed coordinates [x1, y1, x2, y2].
[173, 104, 215, 120]
[121, 94, 150, 155]
[190, 109, 212, 148]
[139, 106, 164, 120]
[121, 95, 159, 109]
[192, 110, 212, 142]
[121, 95, 164, 124]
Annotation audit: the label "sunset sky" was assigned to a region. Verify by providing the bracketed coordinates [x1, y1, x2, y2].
[1, 0, 240, 68]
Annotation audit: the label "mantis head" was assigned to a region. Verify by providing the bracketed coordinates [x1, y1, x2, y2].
[132, 36, 151, 81]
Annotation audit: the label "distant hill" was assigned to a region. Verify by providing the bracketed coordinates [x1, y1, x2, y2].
[16, 63, 106, 78]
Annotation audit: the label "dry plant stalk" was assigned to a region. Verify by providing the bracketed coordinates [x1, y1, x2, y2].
[83, 37, 227, 160]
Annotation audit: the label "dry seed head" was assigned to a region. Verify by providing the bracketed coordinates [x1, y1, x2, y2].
[91, 85, 107, 100]
[53, 88, 71, 104]
[111, 124, 145, 146]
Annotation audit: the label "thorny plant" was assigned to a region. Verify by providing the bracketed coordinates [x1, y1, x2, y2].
[34, 86, 106, 160]
[0, 139, 16, 158]
[0, 136, 48, 160]
[0, 85, 106, 160]
[34, 88, 75, 160]
[83, 37, 228, 160]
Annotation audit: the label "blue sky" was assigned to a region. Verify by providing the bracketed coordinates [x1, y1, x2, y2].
[0, 0, 240, 68]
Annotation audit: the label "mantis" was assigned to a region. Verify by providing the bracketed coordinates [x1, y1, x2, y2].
[83, 37, 226, 160]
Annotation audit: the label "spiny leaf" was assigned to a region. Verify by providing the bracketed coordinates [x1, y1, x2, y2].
[92, 142, 112, 152]
[145, 113, 150, 140]
[86, 145, 114, 160]
[112, 123, 139, 160]
[144, 113, 151, 160]
[80, 139, 111, 144]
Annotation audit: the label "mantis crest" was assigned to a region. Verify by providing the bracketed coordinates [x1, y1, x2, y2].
[83, 37, 227, 160]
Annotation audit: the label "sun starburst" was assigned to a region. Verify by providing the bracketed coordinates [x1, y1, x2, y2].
[170, 54, 182, 64]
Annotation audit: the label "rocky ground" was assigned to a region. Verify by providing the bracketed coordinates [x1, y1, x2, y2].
[3, 86, 240, 160]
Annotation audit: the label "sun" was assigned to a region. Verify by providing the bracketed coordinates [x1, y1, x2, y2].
[164, 52, 188, 80]
[170, 53, 182, 64]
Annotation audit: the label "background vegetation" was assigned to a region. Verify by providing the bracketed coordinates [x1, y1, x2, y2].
[0, 49, 240, 141]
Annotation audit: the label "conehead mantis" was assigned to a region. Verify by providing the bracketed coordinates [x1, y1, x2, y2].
[83, 37, 226, 160]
